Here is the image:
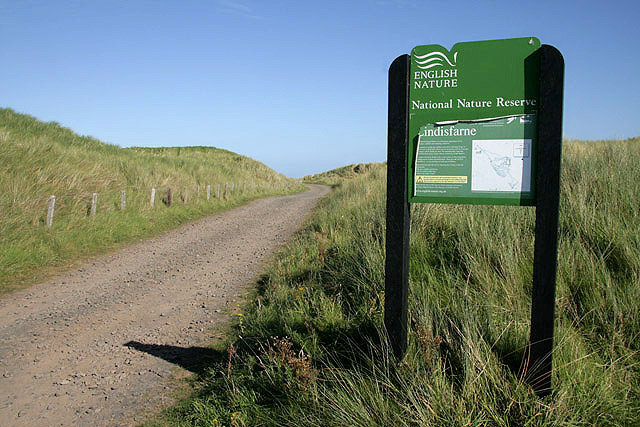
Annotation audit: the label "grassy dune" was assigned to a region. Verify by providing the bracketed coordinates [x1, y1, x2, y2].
[159, 138, 639, 426]
[304, 162, 385, 186]
[0, 108, 303, 294]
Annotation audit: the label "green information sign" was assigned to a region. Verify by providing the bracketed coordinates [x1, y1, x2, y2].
[386, 39, 565, 395]
[409, 37, 541, 205]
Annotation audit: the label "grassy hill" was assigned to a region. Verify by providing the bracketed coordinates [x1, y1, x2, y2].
[0, 108, 303, 294]
[159, 138, 640, 425]
[303, 162, 384, 186]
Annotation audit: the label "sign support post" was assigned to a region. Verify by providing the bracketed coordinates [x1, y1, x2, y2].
[384, 54, 411, 359]
[526, 45, 564, 396]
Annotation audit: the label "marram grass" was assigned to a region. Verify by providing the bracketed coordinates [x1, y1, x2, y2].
[154, 137, 639, 426]
[0, 108, 304, 294]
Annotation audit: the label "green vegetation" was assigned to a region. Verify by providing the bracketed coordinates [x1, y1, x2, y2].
[303, 162, 384, 186]
[158, 138, 639, 426]
[0, 108, 303, 294]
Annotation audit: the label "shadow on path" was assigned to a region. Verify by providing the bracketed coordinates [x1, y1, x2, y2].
[124, 341, 224, 377]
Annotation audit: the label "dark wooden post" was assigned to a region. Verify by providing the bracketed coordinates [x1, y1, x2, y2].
[167, 188, 173, 207]
[384, 54, 411, 359]
[526, 44, 564, 396]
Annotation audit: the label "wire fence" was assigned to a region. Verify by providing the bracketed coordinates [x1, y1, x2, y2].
[1, 179, 301, 229]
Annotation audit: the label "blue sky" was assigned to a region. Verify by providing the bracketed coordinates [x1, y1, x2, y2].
[1, 0, 639, 177]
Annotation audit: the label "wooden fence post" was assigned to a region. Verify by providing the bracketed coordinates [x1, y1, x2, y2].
[196, 186, 200, 198]
[167, 188, 172, 207]
[91, 193, 97, 216]
[150, 188, 156, 207]
[121, 191, 126, 210]
[183, 187, 188, 204]
[46, 195, 55, 228]
[217, 184, 220, 200]
[206, 185, 211, 200]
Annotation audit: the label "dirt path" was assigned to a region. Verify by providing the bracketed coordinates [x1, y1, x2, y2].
[0, 184, 330, 426]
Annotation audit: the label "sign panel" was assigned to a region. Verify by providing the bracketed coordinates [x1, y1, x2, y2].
[408, 37, 541, 205]
[414, 115, 536, 204]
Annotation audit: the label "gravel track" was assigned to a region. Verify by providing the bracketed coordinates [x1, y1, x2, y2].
[0, 184, 329, 426]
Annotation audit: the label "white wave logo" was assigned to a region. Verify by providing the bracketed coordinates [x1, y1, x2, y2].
[414, 51, 458, 69]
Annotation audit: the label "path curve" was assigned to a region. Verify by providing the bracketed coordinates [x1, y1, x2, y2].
[0, 184, 330, 426]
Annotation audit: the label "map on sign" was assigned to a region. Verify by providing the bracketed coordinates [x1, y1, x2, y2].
[471, 139, 531, 192]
